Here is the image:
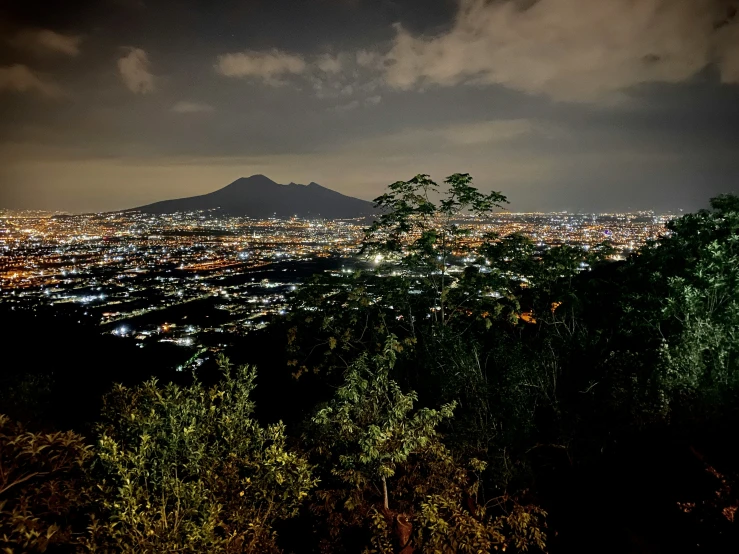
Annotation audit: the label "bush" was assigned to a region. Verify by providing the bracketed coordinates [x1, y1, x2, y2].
[82, 357, 316, 553]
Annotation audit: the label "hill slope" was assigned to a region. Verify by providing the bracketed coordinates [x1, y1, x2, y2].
[131, 175, 375, 219]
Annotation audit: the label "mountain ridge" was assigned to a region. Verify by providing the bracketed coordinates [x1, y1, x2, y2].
[129, 175, 376, 219]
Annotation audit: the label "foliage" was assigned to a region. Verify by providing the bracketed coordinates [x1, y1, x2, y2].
[6, 174, 739, 553]
[308, 337, 547, 553]
[0, 414, 91, 553]
[0, 374, 54, 429]
[656, 196, 739, 408]
[416, 491, 547, 554]
[285, 271, 405, 378]
[364, 173, 507, 327]
[564, 194, 739, 428]
[83, 357, 316, 553]
[311, 335, 456, 502]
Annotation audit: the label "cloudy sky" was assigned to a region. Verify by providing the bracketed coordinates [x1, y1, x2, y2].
[1, 0, 738, 213]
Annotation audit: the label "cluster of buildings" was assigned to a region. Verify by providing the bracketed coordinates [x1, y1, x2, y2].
[457, 211, 672, 259]
[1, 208, 671, 370]
[0, 210, 363, 289]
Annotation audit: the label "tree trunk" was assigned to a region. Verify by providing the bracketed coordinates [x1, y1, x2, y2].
[380, 477, 414, 553]
[395, 514, 414, 554]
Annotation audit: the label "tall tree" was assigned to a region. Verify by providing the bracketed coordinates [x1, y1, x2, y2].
[364, 173, 507, 327]
[308, 336, 546, 553]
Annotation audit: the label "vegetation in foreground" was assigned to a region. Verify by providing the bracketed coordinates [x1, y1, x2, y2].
[2, 174, 739, 553]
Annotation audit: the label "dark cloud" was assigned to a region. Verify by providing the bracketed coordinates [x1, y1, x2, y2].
[7, 29, 82, 57]
[0, 64, 62, 96]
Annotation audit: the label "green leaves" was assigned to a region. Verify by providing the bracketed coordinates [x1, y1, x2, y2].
[655, 206, 739, 406]
[0, 415, 91, 553]
[305, 335, 548, 552]
[363, 173, 508, 328]
[313, 337, 455, 488]
[85, 358, 316, 553]
[441, 173, 508, 218]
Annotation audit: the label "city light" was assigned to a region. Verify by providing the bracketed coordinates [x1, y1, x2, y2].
[0, 208, 671, 354]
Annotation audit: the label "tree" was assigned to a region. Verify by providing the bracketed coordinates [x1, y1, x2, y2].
[312, 336, 456, 511]
[364, 173, 507, 327]
[308, 337, 546, 553]
[655, 195, 739, 411]
[83, 357, 316, 553]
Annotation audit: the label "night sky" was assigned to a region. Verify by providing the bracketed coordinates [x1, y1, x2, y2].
[1, 0, 738, 213]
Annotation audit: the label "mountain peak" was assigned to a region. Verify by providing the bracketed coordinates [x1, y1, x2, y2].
[131, 175, 375, 219]
[227, 174, 276, 188]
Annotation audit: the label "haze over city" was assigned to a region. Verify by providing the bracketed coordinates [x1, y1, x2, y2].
[1, 0, 739, 213]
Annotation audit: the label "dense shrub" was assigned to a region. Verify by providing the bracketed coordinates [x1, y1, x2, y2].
[82, 357, 316, 553]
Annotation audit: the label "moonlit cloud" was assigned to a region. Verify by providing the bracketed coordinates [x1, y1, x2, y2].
[217, 48, 382, 105]
[381, 0, 739, 102]
[317, 54, 343, 74]
[216, 49, 306, 85]
[118, 48, 155, 94]
[307, 52, 384, 106]
[212, 0, 739, 105]
[171, 101, 215, 113]
[356, 49, 382, 69]
[0, 64, 62, 97]
[9, 29, 82, 56]
[311, 77, 357, 99]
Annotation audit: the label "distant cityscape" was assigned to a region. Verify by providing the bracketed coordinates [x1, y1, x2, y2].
[1, 208, 672, 371]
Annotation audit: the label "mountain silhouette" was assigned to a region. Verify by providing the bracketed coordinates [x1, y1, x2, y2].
[130, 175, 376, 219]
